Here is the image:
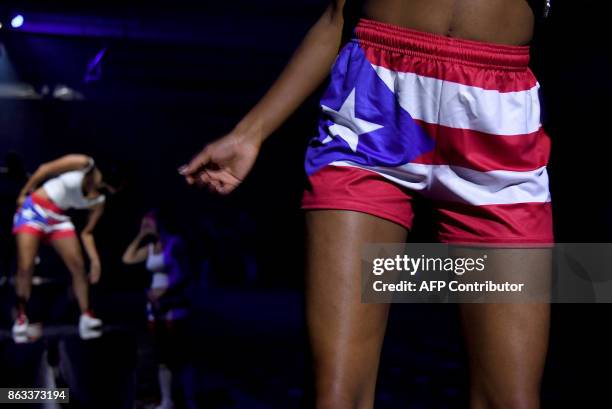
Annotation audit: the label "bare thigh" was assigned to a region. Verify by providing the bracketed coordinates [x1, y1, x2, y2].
[306, 210, 407, 409]
[51, 236, 90, 312]
[16, 233, 41, 273]
[457, 248, 552, 409]
[14, 233, 42, 301]
[50, 236, 86, 275]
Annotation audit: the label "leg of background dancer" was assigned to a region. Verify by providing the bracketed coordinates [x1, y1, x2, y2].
[12, 233, 41, 343]
[51, 236, 102, 339]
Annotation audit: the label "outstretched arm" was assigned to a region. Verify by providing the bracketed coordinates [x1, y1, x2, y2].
[181, 0, 346, 194]
[18, 154, 92, 205]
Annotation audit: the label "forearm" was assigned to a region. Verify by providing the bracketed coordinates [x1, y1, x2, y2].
[235, 4, 345, 146]
[19, 155, 93, 197]
[80, 233, 100, 266]
[122, 235, 144, 262]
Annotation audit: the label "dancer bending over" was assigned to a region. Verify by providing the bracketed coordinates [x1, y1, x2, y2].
[12, 154, 119, 342]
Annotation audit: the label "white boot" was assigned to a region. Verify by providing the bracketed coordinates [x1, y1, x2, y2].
[12, 314, 29, 344]
[78, 312, 102, 340]
[155, 365, 173, 409]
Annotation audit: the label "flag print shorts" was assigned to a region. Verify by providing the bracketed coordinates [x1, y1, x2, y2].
[13, 193, 76, 242]
[302, 18, 553, 245]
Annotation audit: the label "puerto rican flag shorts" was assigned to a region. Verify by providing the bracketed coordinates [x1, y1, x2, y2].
[13, 193, 76, 242]
[302, 18, 553, 245]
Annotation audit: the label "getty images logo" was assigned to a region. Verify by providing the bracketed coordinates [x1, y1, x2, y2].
[372, 255, 487, 276]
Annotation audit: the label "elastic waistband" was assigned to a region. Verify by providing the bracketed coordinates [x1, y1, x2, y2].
[31, 192, 65, 214]
[354, 18, 530, 70]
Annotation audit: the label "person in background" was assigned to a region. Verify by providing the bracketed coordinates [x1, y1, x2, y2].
[12, 154, 120, 342]
[122, 209, 196, 409]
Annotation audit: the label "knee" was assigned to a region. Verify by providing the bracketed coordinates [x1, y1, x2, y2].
[65, 258, 86, 277]
[16, 261, 34, 277]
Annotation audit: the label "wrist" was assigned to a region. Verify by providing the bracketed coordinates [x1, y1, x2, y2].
[232, 117, 266, 147]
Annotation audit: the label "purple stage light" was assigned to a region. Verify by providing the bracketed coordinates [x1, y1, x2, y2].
[84, 47, 107, 83]
[11, 15, 25, 29]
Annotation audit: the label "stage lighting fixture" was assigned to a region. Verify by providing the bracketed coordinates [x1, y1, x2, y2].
[11, 14, 24, 29]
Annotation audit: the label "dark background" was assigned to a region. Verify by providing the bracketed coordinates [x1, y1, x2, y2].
[0, 1, 611, 408]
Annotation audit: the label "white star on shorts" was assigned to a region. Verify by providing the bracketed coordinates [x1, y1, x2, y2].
[21, 208, 35, 220]
[321, 88, 384, 152]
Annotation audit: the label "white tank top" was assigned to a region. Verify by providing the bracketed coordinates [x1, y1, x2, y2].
[42, 159, 106, 210]
[146, 244, 169, 289]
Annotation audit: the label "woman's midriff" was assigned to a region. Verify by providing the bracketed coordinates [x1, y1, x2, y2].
[361, 0, 535, 46]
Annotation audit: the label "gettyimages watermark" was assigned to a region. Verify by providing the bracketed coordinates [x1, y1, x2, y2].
[361, 243, 612, 303]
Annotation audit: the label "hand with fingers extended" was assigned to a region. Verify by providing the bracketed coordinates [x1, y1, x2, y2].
[179, 132, 260, 195]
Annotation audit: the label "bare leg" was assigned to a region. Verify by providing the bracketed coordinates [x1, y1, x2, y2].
[51, 236, 89, 313]
[306, 210, 408, 409]
[459, 249, 551, 409]
[15, 233, 41, 315]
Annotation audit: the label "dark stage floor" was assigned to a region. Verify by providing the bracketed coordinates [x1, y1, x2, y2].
[2, 287, 607, 409]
